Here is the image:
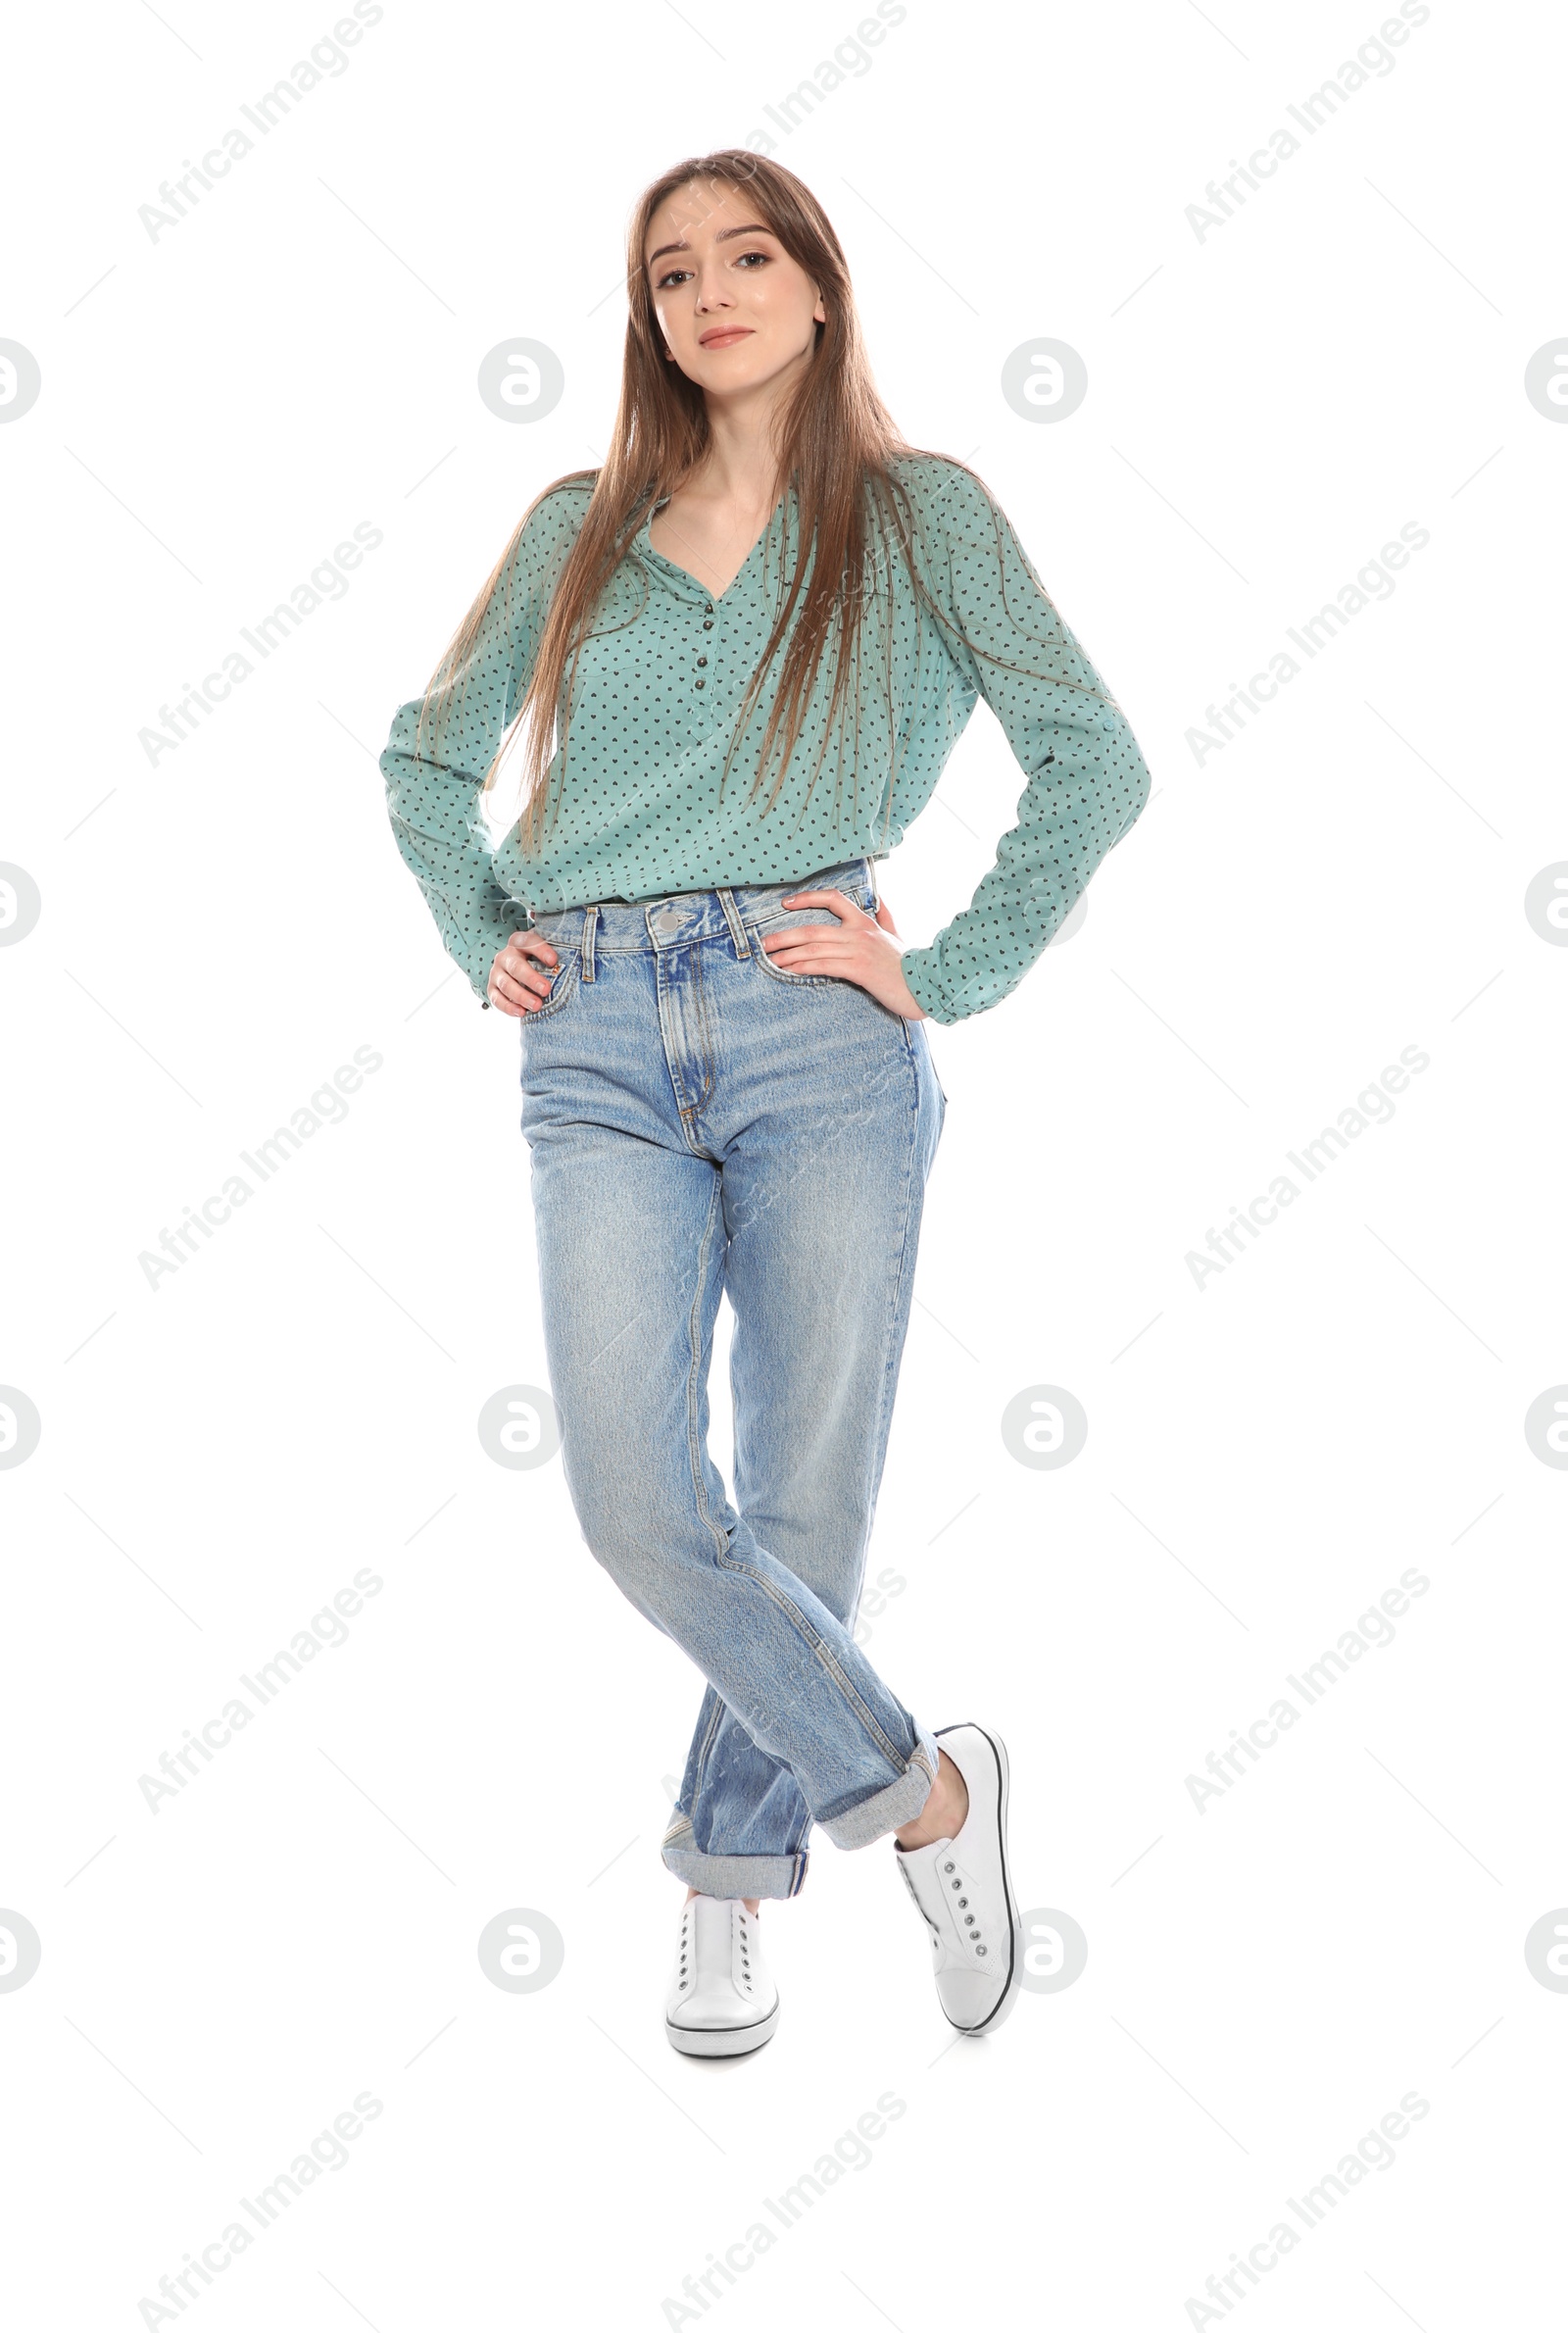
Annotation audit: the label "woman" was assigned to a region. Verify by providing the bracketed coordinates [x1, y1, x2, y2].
[379, 150, 1151, 2058]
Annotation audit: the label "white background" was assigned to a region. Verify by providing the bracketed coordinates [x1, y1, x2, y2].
[3, 1, 1565, 2325]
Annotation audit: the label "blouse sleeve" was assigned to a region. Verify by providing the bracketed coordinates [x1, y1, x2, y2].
[378, 483, 588, 1003]
[895, 460, 1152, 1026]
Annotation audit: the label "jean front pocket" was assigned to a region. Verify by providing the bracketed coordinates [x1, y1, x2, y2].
[520, 942, 583, 1020]
[751, 887, 871, 987]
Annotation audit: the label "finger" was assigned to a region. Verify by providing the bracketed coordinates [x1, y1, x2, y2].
[761, 938, 860, 977]
[488, 963, 535, 1016]
[498, 943, 559, 994]
[509, 933, 559, 970]
[778, 888, 861, 919]
[761, 924, 852, 959]
[764, 911, 876, 957]
[490, 959, 557, 1013]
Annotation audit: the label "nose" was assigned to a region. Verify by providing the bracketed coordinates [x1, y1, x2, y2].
[694, 260, 733, 313]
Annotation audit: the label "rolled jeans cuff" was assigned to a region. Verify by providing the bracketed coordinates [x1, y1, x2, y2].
[661, 1824, 809, 1902]
[816, 1724, 939, 1851]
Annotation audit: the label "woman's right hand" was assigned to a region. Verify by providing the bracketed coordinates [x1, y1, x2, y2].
[487, 929, 561, 1017]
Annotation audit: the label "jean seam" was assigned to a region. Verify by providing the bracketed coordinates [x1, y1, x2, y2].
[865, 1018, 922, 1515]
[751, 949, 841, 990]
[693, 960, 915, 1780]
[684, 1691, 728, 1841]
[688, 925, 717, 1116]
[711, 1544, 909, 1773]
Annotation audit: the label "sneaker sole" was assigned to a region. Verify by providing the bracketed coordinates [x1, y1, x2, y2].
[934, 1720, 1024, 2038]
[664, 2001, 781, 2059]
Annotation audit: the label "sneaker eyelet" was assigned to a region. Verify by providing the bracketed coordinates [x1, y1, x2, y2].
[975, 1945, 987, 1957]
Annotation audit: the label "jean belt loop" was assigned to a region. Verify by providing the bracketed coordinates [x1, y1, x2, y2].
[862, 856, 878, 913]
[582, 903, 599, 981]
[715, 886, 751, 959]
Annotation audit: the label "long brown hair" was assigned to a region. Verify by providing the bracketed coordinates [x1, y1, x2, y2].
[416, 149, 1095, 856]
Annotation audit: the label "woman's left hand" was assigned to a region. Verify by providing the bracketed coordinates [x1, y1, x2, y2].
[760, 889, 928, 1019]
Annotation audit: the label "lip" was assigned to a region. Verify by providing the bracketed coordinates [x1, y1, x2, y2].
[698, 326, 754, 348]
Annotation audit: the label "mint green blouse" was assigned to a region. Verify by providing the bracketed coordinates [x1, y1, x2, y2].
[379, 453, 1151, 1024]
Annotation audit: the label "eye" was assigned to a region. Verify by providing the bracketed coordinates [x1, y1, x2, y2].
[654, 266, 693, 290]
[734, 250, 770, 269]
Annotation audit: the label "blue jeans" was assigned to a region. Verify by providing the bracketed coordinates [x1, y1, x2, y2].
[517, 855, 947, 1900]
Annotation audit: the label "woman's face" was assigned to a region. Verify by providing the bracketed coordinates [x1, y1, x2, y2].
[645, 178, 825, 401]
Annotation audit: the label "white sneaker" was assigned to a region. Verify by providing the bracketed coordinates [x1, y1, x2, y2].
[664, 1896, 780, 2059]
[894, 1722, 1023, 2035]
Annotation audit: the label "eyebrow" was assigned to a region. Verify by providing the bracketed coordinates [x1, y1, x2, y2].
[646, 223, 777, 269]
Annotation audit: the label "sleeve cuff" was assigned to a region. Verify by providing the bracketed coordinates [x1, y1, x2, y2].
[900, 947, 962, 1026]
[462, 904, 531, 1008]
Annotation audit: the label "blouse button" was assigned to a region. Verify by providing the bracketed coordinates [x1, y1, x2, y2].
[695, 677, 706, 689]
[703, 603, 713, 616]
[696, 656, 708, 668]
[702, 619, 713, 630]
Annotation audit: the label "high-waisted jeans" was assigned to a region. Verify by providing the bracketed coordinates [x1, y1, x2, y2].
[517, 855, 946, 1900]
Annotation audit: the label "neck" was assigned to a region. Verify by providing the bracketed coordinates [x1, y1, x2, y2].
[693, 356, 809, 510]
